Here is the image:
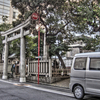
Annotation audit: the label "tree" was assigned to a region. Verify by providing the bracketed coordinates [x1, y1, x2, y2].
[11, 0, 100, 68]
[65, 0, 100, 34]
[11, 0, 75, 68]
[0, 34, 4, 62]
[25, 35, 43, 59]
[77, 35, 100, 51]
[65, 0, 100, 52]
[9, 35, 43, 59]
[9, 39, 20, 58]
[0, 16, 12, 62]
[47, 34, 74, 68]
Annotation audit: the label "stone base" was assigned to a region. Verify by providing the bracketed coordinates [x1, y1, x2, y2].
[27, 75, 69, 83]
[20, 77, 26, 82]
[2, 75, 7, 79]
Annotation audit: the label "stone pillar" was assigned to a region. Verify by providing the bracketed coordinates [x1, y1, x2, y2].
[49, 58, 52, 77]
[43, 33, 47, 60]
[2, 35, 8, 79]
[43, 33, 50, 60]
[20, 28, 26, 82]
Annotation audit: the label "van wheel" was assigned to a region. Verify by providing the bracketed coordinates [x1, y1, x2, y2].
[73, 85, 84, 99]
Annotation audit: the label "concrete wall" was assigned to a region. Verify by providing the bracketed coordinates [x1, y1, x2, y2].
[0, 63, 12, 72]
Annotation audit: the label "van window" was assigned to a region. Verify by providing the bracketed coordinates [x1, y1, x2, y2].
[74, 58, 86, 70]
[90, 58, 100, 70]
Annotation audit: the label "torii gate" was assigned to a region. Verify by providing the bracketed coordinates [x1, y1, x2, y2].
[1, 17, 33, 82]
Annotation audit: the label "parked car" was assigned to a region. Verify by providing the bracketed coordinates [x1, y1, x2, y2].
[69, 52, 100, 99]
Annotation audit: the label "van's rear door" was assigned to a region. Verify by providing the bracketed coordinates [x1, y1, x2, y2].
[86, 57, 100, 94]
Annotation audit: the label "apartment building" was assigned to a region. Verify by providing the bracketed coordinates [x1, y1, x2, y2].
[0, 0, 20, 62]
[0, 0, 19, 24]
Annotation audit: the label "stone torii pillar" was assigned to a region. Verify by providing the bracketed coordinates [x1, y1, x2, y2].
[1, 17, 31, 82]
[20, 28, 26, 82]
[2, 35, 8, 79]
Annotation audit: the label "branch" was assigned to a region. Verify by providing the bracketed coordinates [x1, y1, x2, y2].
[40, 16, 48, 34]
[87, 21, 100, 32]
[47, 21, 70, 36]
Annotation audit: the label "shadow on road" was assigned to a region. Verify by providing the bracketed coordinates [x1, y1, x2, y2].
[83, 95, 100, 100]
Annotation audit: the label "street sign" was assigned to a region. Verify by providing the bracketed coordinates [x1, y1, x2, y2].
[31, 13, 39, 20]
[31, 12, 40, 84]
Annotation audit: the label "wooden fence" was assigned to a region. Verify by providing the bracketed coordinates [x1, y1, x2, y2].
[28, 59, 52, 77]
[28, 59, 71, 78]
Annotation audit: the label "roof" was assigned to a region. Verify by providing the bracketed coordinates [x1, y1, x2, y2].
[8, 53, 16, 59]
[75, 52, 100, 57]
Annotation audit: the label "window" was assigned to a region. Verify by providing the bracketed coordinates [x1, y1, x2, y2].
[74, 58, 86, 70]
[4, 0, 10, 4]
[0, 9, 3, 12]
[13, 12, 16, 19]
[0, 16, 2, 22]
[0, 2, 3, 5]
[3, 3, 10, 7]
[0, 19, 2, 23]
[90, 58, 100, 70]
[3, 9, 9, 14]
[4, 6, 10, 10]
[0, 5, 3, 9]
[0, 16, 2, 19]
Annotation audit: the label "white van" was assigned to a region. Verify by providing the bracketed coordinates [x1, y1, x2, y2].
[69, 52, 100, 99]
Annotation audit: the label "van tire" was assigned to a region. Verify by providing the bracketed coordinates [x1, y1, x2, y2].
[73, 85, 84, 99]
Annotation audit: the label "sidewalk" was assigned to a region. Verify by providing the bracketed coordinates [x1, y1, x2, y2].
[51, 78, 70, 88]
[0, 73, 70, 94]
[5, 77, 71, 93]
[7, 75, 70, 88]
[8, 77, 70, 88]
[8, 74, 70, 88]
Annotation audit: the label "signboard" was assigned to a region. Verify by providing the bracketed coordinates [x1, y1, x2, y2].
[31, 13, 39, 20]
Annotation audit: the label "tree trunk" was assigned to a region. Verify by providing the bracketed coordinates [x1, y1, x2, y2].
[0, 53, 2, 63]
[56, 52, 66, 69]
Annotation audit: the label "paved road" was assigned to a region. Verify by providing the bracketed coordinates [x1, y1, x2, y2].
[0, 79, 100, 100]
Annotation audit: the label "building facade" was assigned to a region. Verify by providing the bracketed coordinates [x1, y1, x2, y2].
[0, 0, 20, 62]
[0, 0, 19, 24]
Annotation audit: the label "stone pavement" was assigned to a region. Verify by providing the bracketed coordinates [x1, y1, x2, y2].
[50, 78, 70, 88]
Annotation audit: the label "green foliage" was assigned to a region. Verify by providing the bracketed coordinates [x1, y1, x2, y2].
[9, 36, 43, 59]
[11, 0, 100, 36]
[0, 35, 4, 54]
[77, 35, 100, 51]
[0, 17, 12, 55]
[9, 39, 20, 57]
[2, 16, 8, 22]
[65, 0, 100, 34]
[25, 36, 37, 58]
[11, 0, 72, 56]
[11, 0, 100, 67]
[47, 34, 73, 57]
[0, 23, 12, 32]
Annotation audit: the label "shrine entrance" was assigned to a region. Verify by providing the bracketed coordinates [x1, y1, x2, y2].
[1, 17, 32, 82]
[1, 16, 69, 83]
